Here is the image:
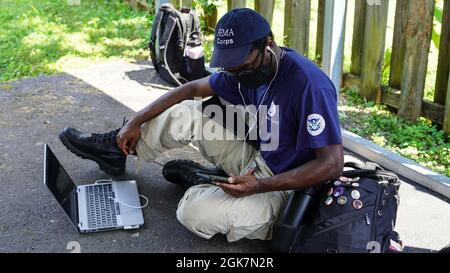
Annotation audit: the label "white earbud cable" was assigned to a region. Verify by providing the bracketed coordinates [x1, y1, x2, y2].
[94, 179, 149, 209]
[238, 47, 280, 172]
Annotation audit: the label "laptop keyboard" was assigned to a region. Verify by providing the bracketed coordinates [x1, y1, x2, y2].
[85, 184, 118, 229]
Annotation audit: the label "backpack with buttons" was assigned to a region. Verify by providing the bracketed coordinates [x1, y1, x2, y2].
[290, 161, 403, 253]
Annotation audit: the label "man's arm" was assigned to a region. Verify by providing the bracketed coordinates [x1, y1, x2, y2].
[258, 144, 344, 191]
[132, 76, 214, 125]
[117, 76, 214, 155]
[217, 144, 344, 197]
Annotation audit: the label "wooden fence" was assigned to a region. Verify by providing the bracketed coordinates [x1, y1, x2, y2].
[159, 0, 450, 134]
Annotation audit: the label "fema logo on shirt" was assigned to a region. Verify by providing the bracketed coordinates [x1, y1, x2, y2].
[307, 114, 325, 136]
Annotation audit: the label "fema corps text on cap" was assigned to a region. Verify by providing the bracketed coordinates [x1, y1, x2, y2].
[210, 8, 271, 69]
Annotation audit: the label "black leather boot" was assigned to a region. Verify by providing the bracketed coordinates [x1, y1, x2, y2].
[162, 160, 228, 189]
[59, 127, 126, 176]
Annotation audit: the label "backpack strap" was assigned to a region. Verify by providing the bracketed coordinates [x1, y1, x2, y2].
[342, 168, 400, 188]
[190, 9, 201, 31]
[149, 10, 164, 70]
[168, 6, 187, 49]
[188, 9, 203, 45]
[344, 161, 384, 171]
[159, 15, 177, 51]
[158, 15, 183, 86]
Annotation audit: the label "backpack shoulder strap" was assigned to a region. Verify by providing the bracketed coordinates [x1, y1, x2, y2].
[150, 9, 164, 48]
[342, 168, 400, 188]
[344, 160, 384, 171]
[149, 9, 164, 67]
[165, 5, 187, 49]
[158, 15, 182, 86]
[189, 8, 201, 32]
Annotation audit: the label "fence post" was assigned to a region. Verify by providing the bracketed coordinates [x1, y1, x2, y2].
[284, 0, 293, 47]
[435, 0, 450, 105]
[291, 0, 311, 56]
[360, 0, 389, 102]
[444, 69, 450, 133]
[322, 0, 347, 91]
[255, 0, 275, 25]
[398, 0, 435, 121]
[350, 0, 367, 76]
[316, 0, 325, 63]
[389, 0, 409, 89]
[227, 0, 246, 11]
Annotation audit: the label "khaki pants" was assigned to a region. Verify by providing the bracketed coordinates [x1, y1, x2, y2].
[136, 99, 290, 242]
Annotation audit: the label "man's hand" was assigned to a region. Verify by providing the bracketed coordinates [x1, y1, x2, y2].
[214, 168, 261, 198]
[116, 120, 142, 156]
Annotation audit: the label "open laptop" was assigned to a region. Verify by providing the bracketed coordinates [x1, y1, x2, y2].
[43, 144, 144, 233]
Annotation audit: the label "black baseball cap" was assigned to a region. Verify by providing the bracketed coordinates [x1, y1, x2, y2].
[210, 8, 271, 69]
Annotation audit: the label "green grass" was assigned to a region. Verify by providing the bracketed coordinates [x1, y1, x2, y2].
[0, 0, 153, 82]
[340, 88, 450, 177]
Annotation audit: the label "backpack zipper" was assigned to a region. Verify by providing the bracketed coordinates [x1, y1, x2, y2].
[371, 185, 381, 241]
[311, 206, 373, 237]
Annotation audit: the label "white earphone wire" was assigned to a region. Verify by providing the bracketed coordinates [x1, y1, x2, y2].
[238, 46, 280, 172]
[95, 179, 149, 209]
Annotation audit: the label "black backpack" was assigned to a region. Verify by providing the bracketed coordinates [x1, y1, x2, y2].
[292, 161, 403, 253]
[272, 161, 403, 253]
[149, 3, 206, 86]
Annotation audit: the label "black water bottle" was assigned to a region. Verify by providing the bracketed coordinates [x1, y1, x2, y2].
[270, 187, 321, 253]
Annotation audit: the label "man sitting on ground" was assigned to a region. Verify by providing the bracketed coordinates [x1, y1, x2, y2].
[59, 8, 343, 242]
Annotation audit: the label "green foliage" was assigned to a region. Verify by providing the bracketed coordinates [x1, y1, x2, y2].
[194, 0, 221, 34]
[432, 6, 443, 49]
[340, 88, 450, 177]
[381, 48, 391, 86]
[194, 0, 221, 16]
[0, 0, 153, 82]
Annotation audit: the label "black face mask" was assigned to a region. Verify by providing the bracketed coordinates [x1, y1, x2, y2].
[233, 48, 273, 89]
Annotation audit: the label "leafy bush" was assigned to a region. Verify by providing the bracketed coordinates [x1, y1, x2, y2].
[340, 88, 450, 177]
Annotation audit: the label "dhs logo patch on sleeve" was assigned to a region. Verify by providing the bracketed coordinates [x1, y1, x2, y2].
[307, 114, 325, 136]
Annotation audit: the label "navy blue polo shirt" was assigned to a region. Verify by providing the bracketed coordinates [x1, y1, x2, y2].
[208, 47, 342, 175]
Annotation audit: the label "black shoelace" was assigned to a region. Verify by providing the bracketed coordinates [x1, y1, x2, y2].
[87, 117, 128, 145]
[88, 128, 121, 145]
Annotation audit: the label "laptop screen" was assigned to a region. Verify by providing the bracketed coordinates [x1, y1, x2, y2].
[44, 144, 79, 229]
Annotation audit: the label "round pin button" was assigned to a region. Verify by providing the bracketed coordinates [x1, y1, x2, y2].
[333, 186, 344, 197]
[327, 187, 334, 196]
[337, 196, 347, 205]
[351, 190, 361, 200]
[351, 182, 360, 188]
[334, 180, 342, 186]
[339, 176, 348, 182]
[325, 196, 334, 206]
[352, 199, 363, 210]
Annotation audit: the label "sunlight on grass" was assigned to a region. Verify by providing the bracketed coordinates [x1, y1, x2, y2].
[340, 88, 450, 177]
[0, 0, 152, 82]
